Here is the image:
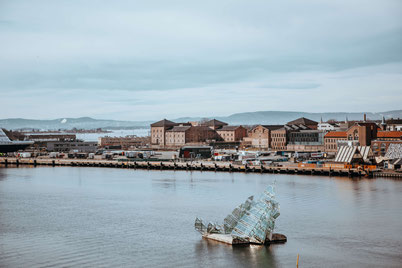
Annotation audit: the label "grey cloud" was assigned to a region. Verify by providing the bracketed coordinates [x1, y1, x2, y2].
[259, 83, 321, 90]
[0, 0, 401, 118]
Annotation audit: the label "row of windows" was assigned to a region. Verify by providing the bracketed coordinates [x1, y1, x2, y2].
[326, 138, 346, 143]
[325, 144, 338, 150]
[168, 139, 185, 143]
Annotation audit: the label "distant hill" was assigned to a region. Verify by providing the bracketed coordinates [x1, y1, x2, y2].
[1, 110, 401, 130]
[173, 110, 402, 125]
[0, 117, 152, 130]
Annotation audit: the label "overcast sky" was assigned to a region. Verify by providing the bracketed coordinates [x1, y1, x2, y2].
[1, 0, 401, 120]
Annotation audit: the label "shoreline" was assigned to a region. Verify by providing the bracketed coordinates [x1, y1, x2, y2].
[2, 157, 401, 179]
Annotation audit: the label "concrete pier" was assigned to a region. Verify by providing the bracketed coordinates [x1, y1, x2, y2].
[0, 157, 389, 178]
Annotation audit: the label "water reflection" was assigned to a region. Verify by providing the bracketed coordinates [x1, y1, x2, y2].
[194, 239, 278, 268]
[0, 167, 401, 267]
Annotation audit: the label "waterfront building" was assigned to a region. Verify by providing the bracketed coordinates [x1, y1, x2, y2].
[286, 130, 326, 152]
[345, 122, 379, 146]
[271, 123, 315, 151]
[324, 131, 347, 153]
[165, 126, 191, 147]
[216, 126, 247, 142]
[150, 119, 192, 147]
[46, 141, 98, 152]
[383, 143, 402, 170]
[165, 126, 221, 148]
[372, 140, 402, 157]
[98, 136, 150, 150]
[23, 133, 76, 142]
[371, 131, 402, 156]
[271, 127, 288, 151]
[16, 132, 77, 151]
[334, 146, 374, 165]
[242, 125, 282, 149]
[150, 119, 233, 148]
[151, 119, 180, 147]
[0, 129, 34, 153]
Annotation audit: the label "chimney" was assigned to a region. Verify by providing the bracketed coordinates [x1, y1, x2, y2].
[363, 114, 366, 122]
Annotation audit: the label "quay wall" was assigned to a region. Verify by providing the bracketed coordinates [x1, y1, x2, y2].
[0, 157, 397, 178]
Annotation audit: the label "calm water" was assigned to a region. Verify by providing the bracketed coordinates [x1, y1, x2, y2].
[0, 167, 401, 267]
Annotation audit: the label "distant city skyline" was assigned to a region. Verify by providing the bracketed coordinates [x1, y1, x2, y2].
[1, 0, 401, 120]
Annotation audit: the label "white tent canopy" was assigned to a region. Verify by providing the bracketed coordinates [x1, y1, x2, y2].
[334, 146, 373, 164]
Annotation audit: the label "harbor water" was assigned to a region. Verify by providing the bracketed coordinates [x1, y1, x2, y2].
[0, 166, 401, 267]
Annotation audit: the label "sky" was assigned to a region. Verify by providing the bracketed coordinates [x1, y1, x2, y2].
[0, 0, 401, 121]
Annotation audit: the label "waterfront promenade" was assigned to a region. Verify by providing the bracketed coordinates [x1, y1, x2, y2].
[1, 157, 397, 178]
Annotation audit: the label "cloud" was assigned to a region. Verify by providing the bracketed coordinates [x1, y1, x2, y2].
[0, 0, 401, 119]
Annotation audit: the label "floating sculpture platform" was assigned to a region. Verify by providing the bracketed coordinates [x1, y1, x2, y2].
[195, 184, 286, 245]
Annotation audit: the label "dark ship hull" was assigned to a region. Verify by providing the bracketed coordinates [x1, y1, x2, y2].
[0, 142, 33, 153]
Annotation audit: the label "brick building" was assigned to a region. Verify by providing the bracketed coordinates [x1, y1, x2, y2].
[324, 131, 347, 152]
[98, 136, 150, 149]
[151, 119, 226, 148]
[151, 119, 179, 147]
[216, 126, 247, 142]
[371, 131, 402, 156]
[165, 126, 191, 147]
[243, 125, 282, 149]
[345, 122, 378, 146]
[150, 119, 193, 147]
[271, 127, 288, 151]
[271, 123, 316, 151]
[165, 126, 220, 148]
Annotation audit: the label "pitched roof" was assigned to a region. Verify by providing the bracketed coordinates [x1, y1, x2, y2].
[287, 117, 318, 126]
[283, 124, 310, 131]
[377, 131, 402, 138]
[385, 143, 402, 159]
[0, 128, 11, 143]
[151, 119, 177, 127]
[325, 131, 347, 138]
[166, 126, 191, 132]
[391, 158, 402, 165]
[204, 119, 228, 126]
[335, 146, 373, 163]
[386, 118, 402, 124]
[217, 126, 243, 131]
[260, 125, 283, 130]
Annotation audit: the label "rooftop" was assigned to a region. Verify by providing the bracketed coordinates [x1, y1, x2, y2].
[325, 131, 347, 138]
[166, 126, 192, 132]
[203, 119, 228, 127]
[385, 144, 402, 159]
[386, 118, 402, 124]
[260, 125, 283, 130]
[217, 126, 243, 131]
[287, 117, 318, 126]
[151, 119, 178, 127]
[377, 131, 402, 138]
